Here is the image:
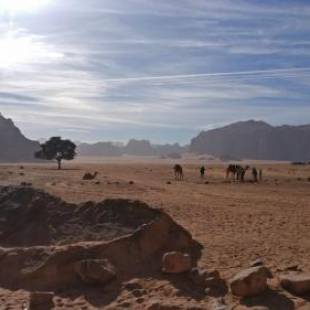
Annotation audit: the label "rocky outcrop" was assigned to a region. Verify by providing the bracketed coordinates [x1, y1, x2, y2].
[78, 141, 123, 157]
[0, 113, 40, 162]
[190, 120, 310, 161]
[77, 140, 187, 157]
[125, 139, 156, 156]
[0, 186, 202, 291]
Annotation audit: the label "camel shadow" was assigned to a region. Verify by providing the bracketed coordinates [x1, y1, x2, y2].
[240, 289, 294, 310]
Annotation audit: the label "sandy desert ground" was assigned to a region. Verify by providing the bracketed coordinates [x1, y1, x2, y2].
[0, 157, 310, 309]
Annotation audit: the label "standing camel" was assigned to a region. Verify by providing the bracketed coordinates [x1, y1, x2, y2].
[226, 164, 249, 182]
[237, 165, 249, 182]
[226, 164, 240, 180]
[174, 164, 183, 180]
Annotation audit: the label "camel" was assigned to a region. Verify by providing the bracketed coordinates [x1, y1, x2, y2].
[236, 165, 249, 182]
[83, 171, 98, 180]
[226, 164, 249, 182]
[174, 164, 183, 180]
[226, 164, 240, 180]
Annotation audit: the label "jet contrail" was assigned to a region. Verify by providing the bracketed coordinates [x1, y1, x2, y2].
[105, 67, 310, 82]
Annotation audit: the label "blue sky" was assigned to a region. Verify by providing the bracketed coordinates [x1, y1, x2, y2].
[0, 0, 310, 144]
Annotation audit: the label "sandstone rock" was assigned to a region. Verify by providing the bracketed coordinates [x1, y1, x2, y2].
[0, 186, 202, 290]
[74, 259, 116, 285]
[29, 291, 54, 309]
[162, 251, 192, 274]
[230, 266, 272, 297]
[279, 272, 310, 295]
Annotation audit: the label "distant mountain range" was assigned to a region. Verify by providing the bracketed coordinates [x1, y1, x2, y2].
[78, 139, 187, 157]
[0, 113, 40, 162]
[1, 112, 310, 162]
[190, 120, 310, 161]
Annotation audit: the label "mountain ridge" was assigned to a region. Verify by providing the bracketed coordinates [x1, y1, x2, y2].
[0, 113, 40, 162]
[190, 120, 310, 161]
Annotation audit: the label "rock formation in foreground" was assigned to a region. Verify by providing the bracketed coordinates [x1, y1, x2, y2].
[0, 113, 40, 162]
[190, 120, 310, 161]
[0, 185, 202, 291]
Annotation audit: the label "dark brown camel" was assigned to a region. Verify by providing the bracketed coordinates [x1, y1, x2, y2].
[174, 164, 183, 180]
[226, 164, 240, 180]
[226, 164, 249, 182]
[237, 165, 249, 182]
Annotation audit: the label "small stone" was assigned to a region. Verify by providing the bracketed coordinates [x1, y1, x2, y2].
[279, 272, 310, 295]
[119, 301, 132, 308]
[136, 297, 144, 303]
[162, 251, 192, 274]
[230, 266, 272, 297]
[131, 289, 146, 297]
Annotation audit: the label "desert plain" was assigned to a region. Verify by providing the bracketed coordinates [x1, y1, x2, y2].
[0, 157, 310, 309]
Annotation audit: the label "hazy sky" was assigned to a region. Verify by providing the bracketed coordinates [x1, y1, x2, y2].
[0, 0, 310, 144]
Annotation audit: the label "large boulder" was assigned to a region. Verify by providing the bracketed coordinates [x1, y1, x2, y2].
[162, 252, 192, 274]
[229, 266, 272, 297]
[74, 259, 116, 285]
[279, 272, 310, 295]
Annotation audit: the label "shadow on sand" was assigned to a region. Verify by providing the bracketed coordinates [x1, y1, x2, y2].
[240, 289, 295, 310]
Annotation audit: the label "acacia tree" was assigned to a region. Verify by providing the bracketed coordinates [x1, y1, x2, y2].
[35, 137, 76, 169]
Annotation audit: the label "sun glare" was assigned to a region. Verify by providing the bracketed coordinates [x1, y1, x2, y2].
[0, 0, 49, 13]
[0, 32, 63, 69]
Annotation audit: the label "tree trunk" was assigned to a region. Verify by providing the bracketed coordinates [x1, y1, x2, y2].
[57, 159, 62, 170]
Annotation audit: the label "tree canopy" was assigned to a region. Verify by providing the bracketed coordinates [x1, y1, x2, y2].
[34, 137, 76, 169]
